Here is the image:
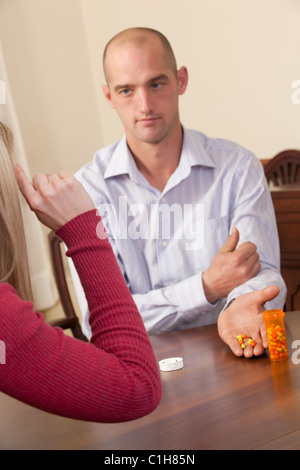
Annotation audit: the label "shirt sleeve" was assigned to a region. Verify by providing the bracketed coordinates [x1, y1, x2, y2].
[132, 272, 221, 335]
[225, 152, 287, 309]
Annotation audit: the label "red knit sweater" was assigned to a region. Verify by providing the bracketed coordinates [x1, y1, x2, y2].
[0, 210, 161, 422]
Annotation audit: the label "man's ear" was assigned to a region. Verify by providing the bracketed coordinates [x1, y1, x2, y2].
[177, 66, 188, 95]
[102, 84, 116, 109]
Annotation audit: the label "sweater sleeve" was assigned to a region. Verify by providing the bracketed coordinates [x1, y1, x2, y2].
[0, 210, 161, 422]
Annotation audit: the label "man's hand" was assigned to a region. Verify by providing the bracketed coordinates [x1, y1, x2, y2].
[15, 164, 95, 231]
[217, 285, 280, 358]
[202, 228, 260, 304]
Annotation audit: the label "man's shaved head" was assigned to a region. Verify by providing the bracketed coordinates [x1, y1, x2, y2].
[103, 27, 178, 83]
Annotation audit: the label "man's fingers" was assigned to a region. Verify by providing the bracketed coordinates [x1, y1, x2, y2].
[227, 333, 265, 358]
[243, 250, 261, 277]
[234, 241, 258, 261]
[226, 337, 244, 357]
[232, 243, 260, 278]
[219, 227, 239, 253]
[259, 323, 268, 349]
[250, 332, 266, 357]
[255, 285, 280, 307]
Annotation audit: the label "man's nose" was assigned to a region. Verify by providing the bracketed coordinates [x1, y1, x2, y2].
[137, 89, 153, 114]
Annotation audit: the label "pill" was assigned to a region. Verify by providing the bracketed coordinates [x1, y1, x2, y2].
[237, 335, 256, 350]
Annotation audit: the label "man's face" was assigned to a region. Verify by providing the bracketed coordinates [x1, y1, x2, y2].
[102, 38, 188, 148]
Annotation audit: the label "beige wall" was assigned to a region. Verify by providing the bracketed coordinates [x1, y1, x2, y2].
[0, 0, 300, 178]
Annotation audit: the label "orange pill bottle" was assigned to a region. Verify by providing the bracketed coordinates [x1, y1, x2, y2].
[263, 309, 289, 362]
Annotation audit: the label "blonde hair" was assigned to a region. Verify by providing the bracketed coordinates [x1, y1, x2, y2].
[0, 122, 33, 302]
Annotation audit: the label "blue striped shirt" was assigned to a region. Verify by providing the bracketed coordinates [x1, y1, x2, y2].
[73, 127, 286, 337]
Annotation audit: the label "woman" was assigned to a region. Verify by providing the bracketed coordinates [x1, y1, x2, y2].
[0, 121, 161, 422]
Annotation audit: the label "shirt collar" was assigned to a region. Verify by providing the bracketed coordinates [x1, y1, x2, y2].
[104, 127, 216, 183]
[182, 127, 216, 169]
[104, 135, 139, 181]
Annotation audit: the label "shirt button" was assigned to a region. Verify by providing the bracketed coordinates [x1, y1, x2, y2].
[162, 241, 168, 247]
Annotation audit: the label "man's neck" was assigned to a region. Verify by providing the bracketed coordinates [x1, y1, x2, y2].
[127, 126, 183, 192]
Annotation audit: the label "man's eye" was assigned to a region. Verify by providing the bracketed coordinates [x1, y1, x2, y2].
[120, 89, 131, 95]
[152, 82, 163, 89]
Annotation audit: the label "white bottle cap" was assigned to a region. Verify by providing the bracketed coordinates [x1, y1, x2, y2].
[158, 357, 184, 372]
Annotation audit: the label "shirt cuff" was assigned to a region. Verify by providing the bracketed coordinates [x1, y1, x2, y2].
[171, 271, 220, 318]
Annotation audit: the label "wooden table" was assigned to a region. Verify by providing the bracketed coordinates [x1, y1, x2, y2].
[2, 312, 300, 450]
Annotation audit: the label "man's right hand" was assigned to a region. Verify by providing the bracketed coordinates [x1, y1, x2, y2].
[202, 228, 260, 304]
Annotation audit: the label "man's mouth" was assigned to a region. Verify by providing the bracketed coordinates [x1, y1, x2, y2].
[137, 116, 160, 124]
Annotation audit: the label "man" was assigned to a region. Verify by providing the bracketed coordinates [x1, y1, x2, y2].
[72, 27, 286, 357]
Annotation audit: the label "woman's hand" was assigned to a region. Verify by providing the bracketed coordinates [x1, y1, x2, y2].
[15, 164, 95, 231]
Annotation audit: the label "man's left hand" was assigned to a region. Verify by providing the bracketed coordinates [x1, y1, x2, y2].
[217, 285, 280, 358]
